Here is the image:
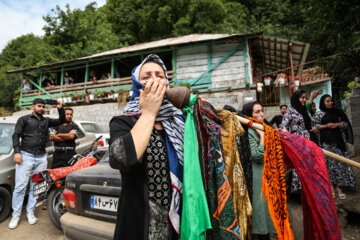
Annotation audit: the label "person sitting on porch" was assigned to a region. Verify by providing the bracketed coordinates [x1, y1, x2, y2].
[64, 72, 69, 84]
[69, 76, 74, 84]
[89, 69, 96, 78]
[21, 77, 32, 93]
[100, 74, 107, 80]
[114, 66, 120, 78]
[92, 75, 98, 84]
[107, 72, 112, 79]
[64, 72, 70, 84]
[42, 74, 55, 88]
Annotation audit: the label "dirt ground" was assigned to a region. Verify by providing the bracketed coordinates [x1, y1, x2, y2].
[0, 205, 66, 240]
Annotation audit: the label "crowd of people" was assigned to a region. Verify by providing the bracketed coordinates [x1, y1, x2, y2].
[11, 53, 355, 240]
[9, 99, 81, 227]
[107, 54, 355, 239]
[245, 89, 355, 239]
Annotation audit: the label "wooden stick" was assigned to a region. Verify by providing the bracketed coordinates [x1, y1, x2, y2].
[235, 115, 360, 169]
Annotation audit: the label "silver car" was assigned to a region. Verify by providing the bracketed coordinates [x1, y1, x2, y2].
[75, 121, 110, 151]
[0, 116, 96, 223]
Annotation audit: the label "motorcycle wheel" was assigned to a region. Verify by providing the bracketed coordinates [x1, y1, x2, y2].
[0, 187, 11, 223]
[47, 186, 66, 230]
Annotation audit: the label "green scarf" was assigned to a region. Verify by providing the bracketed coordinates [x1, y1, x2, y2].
[180, 94, 212, 240]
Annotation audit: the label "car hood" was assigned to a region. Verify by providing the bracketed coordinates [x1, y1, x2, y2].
[66, 162, 121, 187]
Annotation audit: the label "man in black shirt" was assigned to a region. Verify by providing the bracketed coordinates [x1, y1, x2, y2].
[9, 98, 65, 229]
[49, 108, 79, 169]
[270, 104, 288, 128]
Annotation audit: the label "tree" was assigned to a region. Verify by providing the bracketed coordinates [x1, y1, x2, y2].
[0, 34, 54, 109]
[105, 0, 244, 44]
[43, 2, 121, 60]
[293, 0, 360, 96]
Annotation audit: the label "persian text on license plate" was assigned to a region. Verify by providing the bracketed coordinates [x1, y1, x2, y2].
[90, 195, 118, 212]
[33, 181, 48, 196]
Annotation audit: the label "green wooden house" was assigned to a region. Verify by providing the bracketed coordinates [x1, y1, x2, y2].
[8, 33, 320, 110]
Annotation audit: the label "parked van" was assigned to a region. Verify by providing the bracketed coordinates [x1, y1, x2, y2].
[0, 115, 96, 223]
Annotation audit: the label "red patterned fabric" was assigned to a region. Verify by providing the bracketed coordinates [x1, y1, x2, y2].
[280, 132, 341, 240]
[48, 157, 97, 181]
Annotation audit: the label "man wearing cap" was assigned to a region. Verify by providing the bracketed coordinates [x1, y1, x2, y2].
[9, 98, 65, 229]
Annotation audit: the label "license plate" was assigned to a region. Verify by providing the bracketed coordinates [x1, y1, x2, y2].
[33, 181, 48, 196]
[90, 195, 118, 212]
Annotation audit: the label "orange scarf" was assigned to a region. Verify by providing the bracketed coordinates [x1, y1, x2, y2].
[246, 117, 294, 240]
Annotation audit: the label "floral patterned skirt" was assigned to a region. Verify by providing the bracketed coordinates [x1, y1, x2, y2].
[321, 142, 355, 187]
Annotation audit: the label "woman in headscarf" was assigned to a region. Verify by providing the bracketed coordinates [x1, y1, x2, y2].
[109, 54, 184, 240]
[242, 101, 276, 240]
[314, 94, 355, 199]
[279, 90, 317, 193]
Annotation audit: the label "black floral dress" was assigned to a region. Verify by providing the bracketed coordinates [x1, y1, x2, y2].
[279, 107, 315, 192]
[314, 111, 355, 187]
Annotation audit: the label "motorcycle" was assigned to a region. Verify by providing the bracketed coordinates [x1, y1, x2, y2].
[31, 136, 103, 230]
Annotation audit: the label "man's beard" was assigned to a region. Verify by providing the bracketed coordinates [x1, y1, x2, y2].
[34, 109, 44, 116]
[65, 119, 72, 124]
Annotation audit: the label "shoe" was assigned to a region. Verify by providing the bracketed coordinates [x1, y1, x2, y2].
[8, 216, 20, 229]
[27, 212, 38, 225]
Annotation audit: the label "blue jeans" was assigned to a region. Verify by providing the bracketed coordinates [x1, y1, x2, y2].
[12, 151, 47, 217]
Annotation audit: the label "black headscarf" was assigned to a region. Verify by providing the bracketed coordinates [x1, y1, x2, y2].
[291, 90, 312, 131]
[319, 94, 353, 150]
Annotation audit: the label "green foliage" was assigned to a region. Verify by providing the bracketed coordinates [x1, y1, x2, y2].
[105, 0, 231, 44]
[344, 80, 360, 98]
[43, 3, 121, 60]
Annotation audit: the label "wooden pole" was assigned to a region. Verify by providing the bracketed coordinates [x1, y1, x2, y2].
[165, 87, 360, 169]
[236, 115, 360, 169]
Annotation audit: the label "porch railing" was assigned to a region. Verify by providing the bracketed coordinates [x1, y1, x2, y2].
[20, 71, 174, 108]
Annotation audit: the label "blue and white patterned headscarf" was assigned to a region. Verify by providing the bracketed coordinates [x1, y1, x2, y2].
[123, 54, 184, 233]
[129, 54, 169, 101]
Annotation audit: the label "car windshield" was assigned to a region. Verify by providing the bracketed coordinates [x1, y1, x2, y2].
[0, 123, 15, 154]
[80, 122, 105, 133]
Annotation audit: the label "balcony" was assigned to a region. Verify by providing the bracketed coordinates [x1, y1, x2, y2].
[20, 71, 174, 108]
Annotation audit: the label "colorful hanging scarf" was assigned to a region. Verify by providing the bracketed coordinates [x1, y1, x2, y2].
[218, 109, 252, 240]
[280, 132, 342, 240]
[194, 97, 241, 239]
[123, 54, 184, 233]
[236, 130, 253, 203]
[246, 117, 294, 240]
[180, 94, 212, 240]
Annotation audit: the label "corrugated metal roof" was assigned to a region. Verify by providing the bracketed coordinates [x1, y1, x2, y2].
[251, 36, 310, 76]
[7, 33, 261, 74]
[80, 33, 256, 59]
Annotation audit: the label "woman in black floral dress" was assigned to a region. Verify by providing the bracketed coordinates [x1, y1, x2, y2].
[109, 54, 184, 240]
[314, 94, 355, 199]
[280, 90, 317, 192]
